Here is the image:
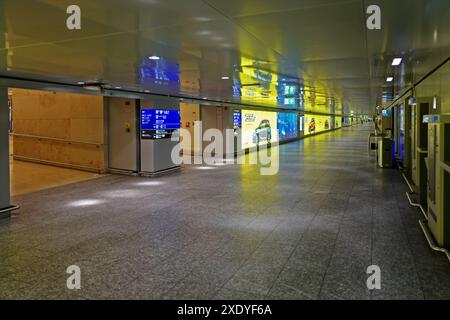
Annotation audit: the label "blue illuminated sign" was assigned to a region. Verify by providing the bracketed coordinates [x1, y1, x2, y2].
[382, 109, 392, 117]
[233, 110, 242, 128]
[141, 109, 180, 130]
[277, 112, 298, 140]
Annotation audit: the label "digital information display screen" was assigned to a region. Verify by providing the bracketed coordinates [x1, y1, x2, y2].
[233, 110, 242, 129]
[141, 109, 180, 140]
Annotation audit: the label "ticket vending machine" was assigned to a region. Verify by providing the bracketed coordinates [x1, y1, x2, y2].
[411, 100, 430, 205]
[423, 114, 450, 247]
[140, 108, 181, 175]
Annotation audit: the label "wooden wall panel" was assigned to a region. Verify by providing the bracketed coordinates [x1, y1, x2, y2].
[11, 89, 106, 173]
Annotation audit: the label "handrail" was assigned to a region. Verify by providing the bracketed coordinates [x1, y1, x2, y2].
[11, 133, 103, 147]
[406, 192, 428, 220]
[417, 147, 428, 154]
[0, 205, 20, 214]
[419, 220, 450, 262]
[399, 167, 450, 263]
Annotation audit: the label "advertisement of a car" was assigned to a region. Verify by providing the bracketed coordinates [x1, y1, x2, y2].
[241, 110, 278, 149]
[304, 114, 333, 136]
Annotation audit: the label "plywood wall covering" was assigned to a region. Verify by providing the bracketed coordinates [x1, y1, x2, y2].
[11, 89, 106, 172]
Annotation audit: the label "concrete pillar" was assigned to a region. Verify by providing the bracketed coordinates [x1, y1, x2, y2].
[0, 86, 11, 218]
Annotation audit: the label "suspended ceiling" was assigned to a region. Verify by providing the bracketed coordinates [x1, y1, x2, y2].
[0, 0, 449, 115]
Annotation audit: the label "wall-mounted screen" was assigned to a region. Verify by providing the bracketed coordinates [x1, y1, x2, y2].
[141, 109, 180, 139]
[277, 112, 298, 141]
[241, 110, 278, 149]
[233, 110, 242, 129]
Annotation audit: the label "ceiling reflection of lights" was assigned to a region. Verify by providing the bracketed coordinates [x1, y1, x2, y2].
[197, 30, 212, 36]
[101, 189, 141, 198]
[194, 17, 212, 22]
[195, 166, 216, 170]
[386, 77, 394, 82]
[392, 58, 403, 66]
[68, 199, 104, 207]
[148, 55, 160, 60]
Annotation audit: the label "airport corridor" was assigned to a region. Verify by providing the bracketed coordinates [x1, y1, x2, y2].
[1, 124, 449, 300]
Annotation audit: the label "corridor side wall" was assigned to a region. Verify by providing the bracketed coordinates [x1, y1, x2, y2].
[11, 89, 106, 173]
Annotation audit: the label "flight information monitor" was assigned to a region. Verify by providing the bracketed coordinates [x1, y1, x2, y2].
[141, 109, 180, 139]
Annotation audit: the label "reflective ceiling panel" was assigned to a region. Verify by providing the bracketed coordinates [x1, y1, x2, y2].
[0, 0, 449, 115]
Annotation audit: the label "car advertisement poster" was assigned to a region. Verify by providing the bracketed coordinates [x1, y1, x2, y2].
[304, 114, 333, 136]
[241, 110, 278, 149]
[277, 112, 298, 141]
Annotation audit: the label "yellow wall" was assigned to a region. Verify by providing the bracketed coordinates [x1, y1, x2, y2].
[11, 89, 105, 172]
[180, 102, 200, 155]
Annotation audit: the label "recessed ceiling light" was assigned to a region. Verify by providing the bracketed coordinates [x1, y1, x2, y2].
[197, 30, 212, 36]
[392, 58, 402, 66]
[77, 81, 85, 85]
[115, 86, 122, 89]
[194, 17, 212, 22]
[149, 55, 160, 60]
[386, 77, 394, 82]
[221, 76, 230, 80]
[144, 90, 150, 93]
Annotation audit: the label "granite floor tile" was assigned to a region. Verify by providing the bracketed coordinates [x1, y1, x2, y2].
[1, 124, 449, 300]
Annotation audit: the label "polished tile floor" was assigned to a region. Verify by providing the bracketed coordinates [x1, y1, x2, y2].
[1, 124, 450, 300]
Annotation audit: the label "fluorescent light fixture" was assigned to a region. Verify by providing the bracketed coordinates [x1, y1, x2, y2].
[433, 96, 437, 109]
[221, 76, 230, 80]
[115, 86, 122, 89]
[392, 58, 402, 66]
[77, 81, 85, 85]
[386, 77, 394, 82]
[148, 55, 160, 60]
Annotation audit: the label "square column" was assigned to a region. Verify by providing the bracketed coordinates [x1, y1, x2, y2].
[0, 86, 11, 218]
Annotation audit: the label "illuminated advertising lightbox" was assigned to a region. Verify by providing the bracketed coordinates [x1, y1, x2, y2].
[241, 110, 278, 149]
[304, 114, 333, 136]
[277, 112, 298, 141]
[334, 116, 342, 129]
[299, 116, 304, 132]
[141, 109, 180, 139]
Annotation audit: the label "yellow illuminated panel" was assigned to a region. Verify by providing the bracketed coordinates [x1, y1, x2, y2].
[241, 110, 278, 149]
[304, 114, 333, 136]
[334, 116, 342, 128]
